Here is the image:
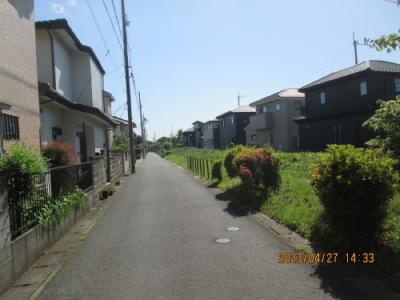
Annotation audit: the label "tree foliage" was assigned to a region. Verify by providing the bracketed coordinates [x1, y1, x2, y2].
[112, 133, 130, 153]
[366, 31, 400, 53]
[363, 96, 400, 161]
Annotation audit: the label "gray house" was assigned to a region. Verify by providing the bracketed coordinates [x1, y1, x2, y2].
[216, 105, 256, 148]
[192, 121, 203, 148]
[202, 120, 220, 149]
[183, 127, 195, 147]
[246, 89, 305, 151]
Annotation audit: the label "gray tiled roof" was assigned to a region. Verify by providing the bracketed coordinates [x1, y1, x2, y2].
[183, 127, 194, 133]
[216, 105, 255, 118]
[250, 88, 304, 106]
[300, 60, 400, 91]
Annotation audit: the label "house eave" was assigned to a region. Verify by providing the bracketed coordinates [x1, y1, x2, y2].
[39, 82, 116, 127]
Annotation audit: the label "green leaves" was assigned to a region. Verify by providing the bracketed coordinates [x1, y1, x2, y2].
[112, 133, 130, 153]
[36, 188, 87, 232]
[363, 96, 400, 161]
[0, 142, 48, 174]
[366, 31, 400, 53]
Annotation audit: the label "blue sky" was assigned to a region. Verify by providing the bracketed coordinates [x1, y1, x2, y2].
[35, 0, 399, 140]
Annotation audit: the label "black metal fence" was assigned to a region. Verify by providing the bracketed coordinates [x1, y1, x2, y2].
[186, 156, 213, 180]
[6, 162, 93, 240]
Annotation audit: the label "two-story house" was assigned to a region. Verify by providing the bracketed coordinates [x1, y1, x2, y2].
[183, 127, 195, 147]
[217, 105, 256, 148]
[35, 19, 116, 162]
[295, 60, 400, 151]
[246, 89, 305, 151]
[0, 0, 41, 152]
[192, 121, 204, 148]
[202, 120, 220, 149]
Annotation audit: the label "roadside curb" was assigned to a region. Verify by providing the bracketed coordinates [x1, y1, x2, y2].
[0, 175, 131, 300]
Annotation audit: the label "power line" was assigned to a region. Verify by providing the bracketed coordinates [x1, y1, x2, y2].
[85, 0, 117, 67]
[111, 0, 124, 39]
[102, 0, 124, 53]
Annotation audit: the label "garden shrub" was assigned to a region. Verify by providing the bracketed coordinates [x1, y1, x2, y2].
[0, 142, 48, 174]
[112, 133, 130, 153]
[233, 147, 280, 191]
[310, 144, 397, 250]
[42, 141, 75, 167]
[223, 145, 249, 178]
[211, 160, 222, 181]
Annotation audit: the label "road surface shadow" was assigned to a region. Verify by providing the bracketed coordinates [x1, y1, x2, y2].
[212, 184, 265, 217]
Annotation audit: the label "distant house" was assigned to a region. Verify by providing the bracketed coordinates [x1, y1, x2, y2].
[202, 120, 220, 149]
[295, 60, 400, 151]
[36, 19, 116, 162]
[246, 89, 305, 151]
[183, 127, 195, 147]
[0, 0, 41, 152]
[216, 105, 256, 148]
[112, 115, 137, 137]
[192, 121, 204, 148]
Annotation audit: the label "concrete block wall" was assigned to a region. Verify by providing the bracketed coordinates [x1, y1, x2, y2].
[0, 155, 123, 295]
[0, 177, 12, 293]
[91, 156, 107, 193]
[110, 153, 123, 182]
[0, 191, 95, 294]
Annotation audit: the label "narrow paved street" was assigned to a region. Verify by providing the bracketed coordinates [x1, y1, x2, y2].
[37, 154, 372, 299]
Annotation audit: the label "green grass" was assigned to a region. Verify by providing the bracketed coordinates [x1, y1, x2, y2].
[164, 147, 400, 256]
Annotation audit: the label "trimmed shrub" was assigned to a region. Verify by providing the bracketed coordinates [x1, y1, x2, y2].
[42, 141, 75, 167]
[212, 160, 222, 181]
[233, 148, 280, 191]
[310, 144, 397, 250]
[112, 133, 130, 153]
[223, 145, 249, 178]
[0, 142, 48, 174]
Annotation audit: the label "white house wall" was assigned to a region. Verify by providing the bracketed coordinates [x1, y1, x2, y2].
[53, 36, 73, 99]
[35, 30, 53, 86]
[89, 59, 103, 111]
[72, 52, 91, 105]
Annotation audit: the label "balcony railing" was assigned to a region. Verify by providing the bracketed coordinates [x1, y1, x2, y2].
[249, 112, 273, 130]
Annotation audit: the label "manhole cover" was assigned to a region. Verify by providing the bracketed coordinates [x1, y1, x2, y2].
[226, 227, 240, 232]
[216, 238, 231, 244]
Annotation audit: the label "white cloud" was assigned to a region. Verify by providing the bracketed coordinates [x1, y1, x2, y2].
[51, 3, 65, 14]
[66, 0, 78, 6]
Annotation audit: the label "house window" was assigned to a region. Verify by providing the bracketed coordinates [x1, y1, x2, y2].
[231, 116, 234, 124]
[221, 119, 225, 127]
[360, 81, 367, 96]
[395, 78, 400, 92]
[295, 101, 303, 109]
[276, 103, 281, 111]
[320, 92, 326, 105]
[2, 114, 19, 140]
[262, 105, 267, 113]
[251, 134, 257, 140]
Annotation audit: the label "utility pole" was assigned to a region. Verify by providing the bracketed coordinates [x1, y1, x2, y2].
[352, 32, 367, 65]
[121, 0, 135, 173]
[139, 91, 145, 159]
[237, 91, 246, 106]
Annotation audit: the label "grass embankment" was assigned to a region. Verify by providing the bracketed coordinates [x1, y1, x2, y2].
[164, 147, 400, 255]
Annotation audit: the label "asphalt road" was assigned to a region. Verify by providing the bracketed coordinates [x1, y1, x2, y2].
[37, 153, 383, 300]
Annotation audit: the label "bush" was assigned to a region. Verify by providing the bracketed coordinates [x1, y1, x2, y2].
[42, 141, 75, 167]
[0, 142, 48, 174]
[233, 148, 280, 191]
[212, 160, 222, 181]
[223, 145, 249, 178]
[310, 145, 398, 250]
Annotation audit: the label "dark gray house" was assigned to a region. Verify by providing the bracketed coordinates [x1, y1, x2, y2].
[216, 105, 256, 148]
[295, 60, 400, 151]
[192, 121, 203, 148]
[202, 120, 220, 149]
[183, 127, 195, 147]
